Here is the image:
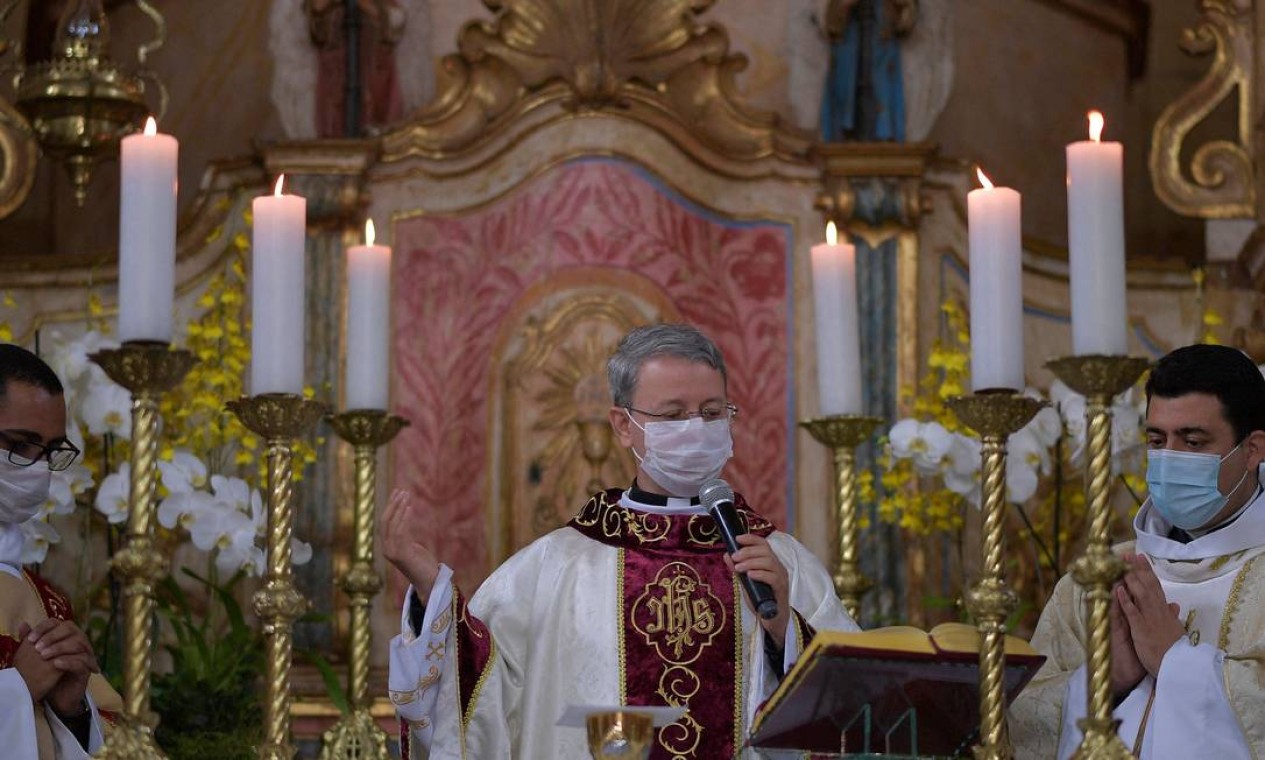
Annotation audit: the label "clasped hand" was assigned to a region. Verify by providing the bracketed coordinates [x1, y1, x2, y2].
[13, 618, 98, 716]
[1110, 553, 1185, 700]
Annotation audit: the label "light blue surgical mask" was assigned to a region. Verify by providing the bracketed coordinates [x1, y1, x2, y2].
[1145, 443, 1251, 530]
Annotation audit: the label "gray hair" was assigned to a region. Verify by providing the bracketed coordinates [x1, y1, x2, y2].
[607, 324, 727, 407]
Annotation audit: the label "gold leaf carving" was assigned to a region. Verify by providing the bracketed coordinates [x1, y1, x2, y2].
[381, 0, 812, 164]
[1149, 0, 1255, 218]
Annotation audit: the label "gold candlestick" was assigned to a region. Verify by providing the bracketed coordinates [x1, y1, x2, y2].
[227, 393, 326, 760]
[1046, 355, 1149, 760]
[320, 410, 409, 760]
[586, 711, 654, 760]
[89, 341, 194, 760]
[947, 390, 1044, 760]
[799, 414, 884, 620]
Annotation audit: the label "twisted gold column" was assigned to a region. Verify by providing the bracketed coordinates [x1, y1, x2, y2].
[947, 391, 1044, 760]
[800, 415, 884, 620]
[1047, 355, 1149, 760]
[228, 394, 326, 760]
[321, 410, 408, 760]
[90, 342, 194, 760]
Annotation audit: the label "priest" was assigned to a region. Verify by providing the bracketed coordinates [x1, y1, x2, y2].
[1011, 344, 1265, 758]
[386, 323, 857, 758]
[0, 344, 119, 758]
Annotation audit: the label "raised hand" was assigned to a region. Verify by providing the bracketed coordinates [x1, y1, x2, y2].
[726, 533, 791, 644]
[382, 488, 442, 599]
[1118, 554, 1186, 678]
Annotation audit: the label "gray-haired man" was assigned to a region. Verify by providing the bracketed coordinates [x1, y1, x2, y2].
[385, 323, 856, 758]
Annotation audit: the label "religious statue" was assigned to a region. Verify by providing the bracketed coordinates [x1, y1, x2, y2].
[820, 0, 917, 142]
[305, 0, 406, 137]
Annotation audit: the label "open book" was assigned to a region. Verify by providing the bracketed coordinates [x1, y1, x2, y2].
[747, 623, 1046, 756]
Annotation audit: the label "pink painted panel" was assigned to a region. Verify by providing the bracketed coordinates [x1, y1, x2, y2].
[390, 158, 792, 588]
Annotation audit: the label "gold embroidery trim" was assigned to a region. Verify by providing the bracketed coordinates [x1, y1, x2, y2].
[1131, 685, 1158, 756]
[617, 547, 627, 707]
[1219, 556, 1257, 651]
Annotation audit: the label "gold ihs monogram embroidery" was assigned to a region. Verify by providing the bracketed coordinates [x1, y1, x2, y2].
[632, 562, 726, 665]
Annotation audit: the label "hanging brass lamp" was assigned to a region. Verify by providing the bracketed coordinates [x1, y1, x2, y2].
[9, 0, 166, 205]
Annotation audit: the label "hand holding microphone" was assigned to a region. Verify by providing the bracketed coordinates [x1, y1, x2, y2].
[700, 478, 781, 621]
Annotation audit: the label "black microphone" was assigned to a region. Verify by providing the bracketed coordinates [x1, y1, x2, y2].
[699, 478, 778, 620]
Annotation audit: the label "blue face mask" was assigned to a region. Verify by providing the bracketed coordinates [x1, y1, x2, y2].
[1145, 443, 1251, 530]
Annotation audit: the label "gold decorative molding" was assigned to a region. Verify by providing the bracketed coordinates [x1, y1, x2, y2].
[1150, 0, 1255, 219]
[0, 0, 35, 220]
[814, 141, 938, 231]
[379, 0, 814, 165]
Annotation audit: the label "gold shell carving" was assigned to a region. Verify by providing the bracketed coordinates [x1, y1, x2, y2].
[1149, 0, 1255, 218]
[381, 0, 813, 163]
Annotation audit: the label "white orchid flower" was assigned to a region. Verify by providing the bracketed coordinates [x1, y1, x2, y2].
[890, 419, 954, 474]
[158, 490, 218, 532]
[1026, 400, 1063, 449]
[40, 470, 76, 518]
[209, 475, 264, 536]
[942, 433, 982, 499]
[292, 538, 312, 566]
[189, 501, 253, 554]
[159, 450, 209, 495]
[45, 329, 115, 389]
[215, 529, 266, 577]
[1005, 428, 1048, 503]
[94, 465, 130, 524]
[19, 517, 59, 565]
[79, 381, 133, 440]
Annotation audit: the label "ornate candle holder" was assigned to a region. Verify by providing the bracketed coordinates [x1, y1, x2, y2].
[947, 390, 1044, 760]
[586, 711, 654, 760]
[226, 393, 326, 760]
[1046, 355, 1150, 760]
[88, 342, 194, 760]
[320, 410, 408, 760]
[799, 414, 884, 620]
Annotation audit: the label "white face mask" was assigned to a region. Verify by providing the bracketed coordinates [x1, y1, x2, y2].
[0, 457, 50, 524]
[626, 411, 733, 498]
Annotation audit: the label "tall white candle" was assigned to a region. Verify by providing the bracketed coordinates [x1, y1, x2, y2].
[250, 175, 307, 396]
[345, 219, 391, 410]
[968, 169, 1025, 391]
[1067, 110, 1128, 355]
[810, 222, 863, 415]
[118, 117, 178, 343]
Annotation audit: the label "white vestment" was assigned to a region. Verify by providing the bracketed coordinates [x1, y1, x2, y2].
[389, 489, 857, 758]
[1011, 485, 1265, 758]
[0, 523, 112, 760]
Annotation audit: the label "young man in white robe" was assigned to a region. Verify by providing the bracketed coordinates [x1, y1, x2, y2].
[385, 323, 858, 758]
[0, 344, 119, 758]
[1011, 344, 1265, 758]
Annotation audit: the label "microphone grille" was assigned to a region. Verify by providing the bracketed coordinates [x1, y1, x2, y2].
[699, 478, 734, 511]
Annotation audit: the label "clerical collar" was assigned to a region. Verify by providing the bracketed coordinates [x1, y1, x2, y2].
[621, 481, 706, 516]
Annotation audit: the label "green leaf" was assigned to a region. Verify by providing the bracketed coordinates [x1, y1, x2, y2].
[298, 648, 349, 715]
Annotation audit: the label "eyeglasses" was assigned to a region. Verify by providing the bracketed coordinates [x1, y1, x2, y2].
[624, 403, 738, 423]
[0, 431, 80, 472]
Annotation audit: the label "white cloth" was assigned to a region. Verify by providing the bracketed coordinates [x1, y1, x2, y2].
[389, 493, 856, 758]
[1011, 485, 1265, 758]
[0, 557, 108, 759]
[0, 602, 106, 760]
